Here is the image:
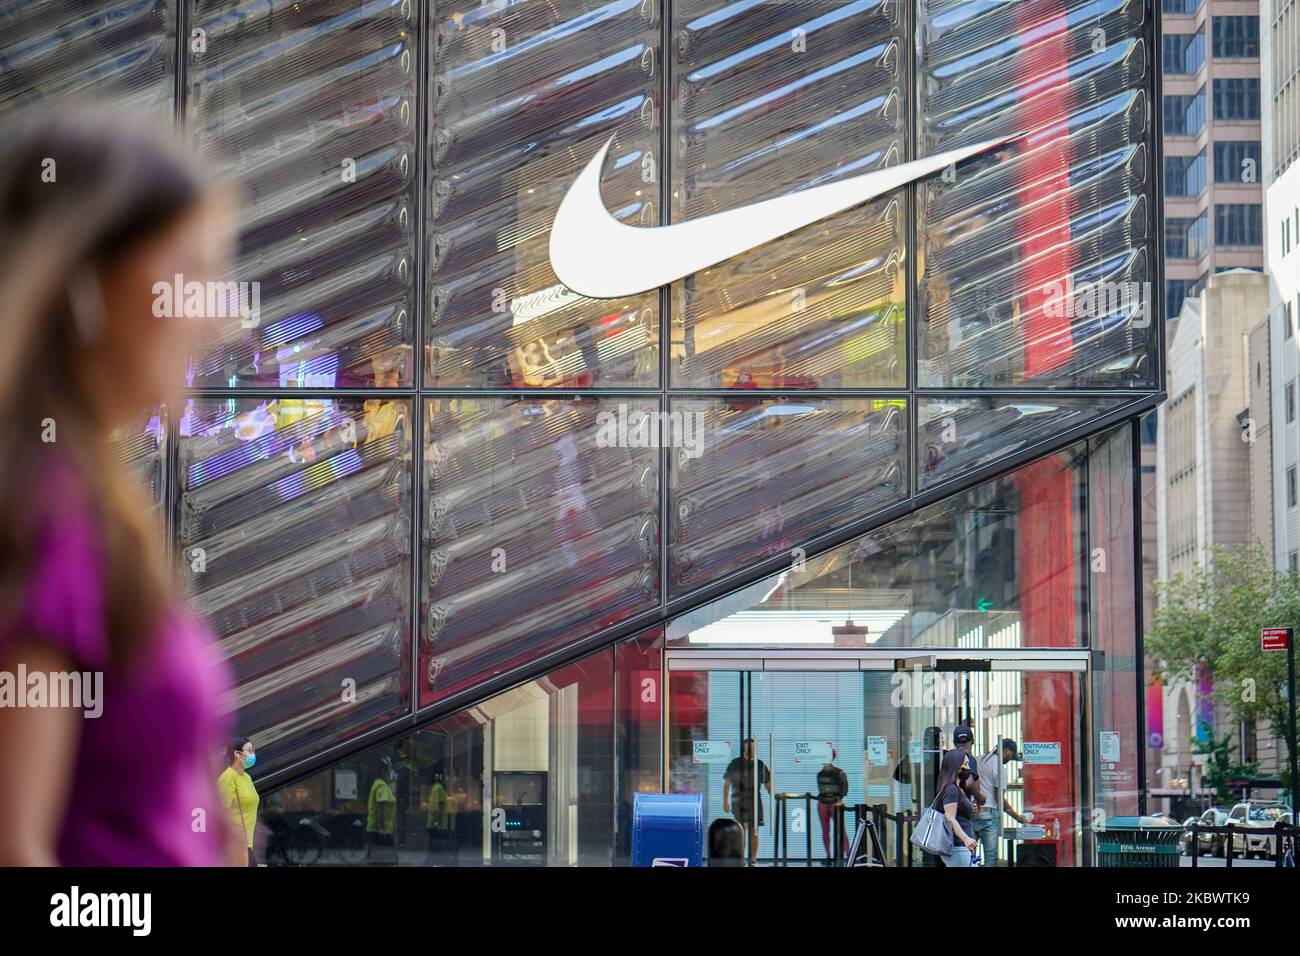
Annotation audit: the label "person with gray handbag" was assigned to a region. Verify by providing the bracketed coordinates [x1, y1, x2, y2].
[910, 749, 979, 866]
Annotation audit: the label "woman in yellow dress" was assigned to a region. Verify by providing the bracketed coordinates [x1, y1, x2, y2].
[218, 737, 260, 867]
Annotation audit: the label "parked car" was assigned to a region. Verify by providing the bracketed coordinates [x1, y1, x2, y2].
[1188, 806, 1233, 857]
[1227, 802, 1294, 859]
[1178, 816, 1199, 855]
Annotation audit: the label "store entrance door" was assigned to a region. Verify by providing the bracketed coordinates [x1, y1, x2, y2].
[664, 650, 1088, 866]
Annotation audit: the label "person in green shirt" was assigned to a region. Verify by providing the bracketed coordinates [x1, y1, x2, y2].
[424, 764, 460, 865]
[367, 757, 398, 843]
[365, 757, 400, 867]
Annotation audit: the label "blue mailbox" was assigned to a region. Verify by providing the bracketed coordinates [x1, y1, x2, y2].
[631, 792, 704, 867]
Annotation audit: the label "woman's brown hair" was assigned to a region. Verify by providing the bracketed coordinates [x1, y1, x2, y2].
[0, 104, 215, 665]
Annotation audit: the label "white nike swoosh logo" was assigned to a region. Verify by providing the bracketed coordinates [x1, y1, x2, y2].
[549, 136, 1007, 300]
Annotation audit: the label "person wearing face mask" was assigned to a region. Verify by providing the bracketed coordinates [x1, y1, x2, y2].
[217, 737, 260, 867]
[935, 748, 979, 867]
[0, 105, 240, 866]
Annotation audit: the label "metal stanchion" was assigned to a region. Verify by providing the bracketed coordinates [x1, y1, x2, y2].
[871, 805, 888, 863]
[805, 794, 814, 866]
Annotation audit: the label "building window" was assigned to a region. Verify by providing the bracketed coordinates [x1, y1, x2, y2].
[1214, 204, 1263, 246]
[1166, 152, 1207, 196]
[1291, 551, 1299, 572]
[1289, 466, 1297, 509]
[1164, 89, 1207, 135]
[1288, 382, 1296, 423]
[1165, 30, 1206, 74]
[1212, 17, 1260, 58]
[1163, 0, 1199, 11]
[1165, 216, 1208, 258]
[1289, 301, 1296, 340]
[1213, 141, 1260, 183]
[1166, 279, 1192, 319]
[1213, 78, 1260, 120]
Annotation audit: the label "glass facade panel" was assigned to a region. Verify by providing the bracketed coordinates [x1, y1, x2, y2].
[917, 0, 1155, 388]
[176, 397, 413, 775]
[669, 438, 1093, 652]
[185, 0, 418, 388]
[260, 632, 661, 867]
[917, 395, 1129, 490]
[0, 1, 175, 117]
[1165, 278, 1192, 320]
[668, 396, 907, 595]
[426, 0, 661, 388]
[669, 0, 906, 390]
[1088, 425, 1140, 823]
[421, 395, 660, 706]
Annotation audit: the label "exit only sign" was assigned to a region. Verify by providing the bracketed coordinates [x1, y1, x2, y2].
[1262, 627, 1294, 652]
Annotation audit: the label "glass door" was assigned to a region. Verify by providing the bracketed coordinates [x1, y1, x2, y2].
[666, 650, 1087, 867]
[667, 660, 931, 866]
[919, 657, 1087, 867]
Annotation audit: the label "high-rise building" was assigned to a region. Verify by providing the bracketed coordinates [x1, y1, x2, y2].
[1262, 0, 1300, 570]
[1153, 269, 1273, 808]
[1162, 0, 1265, 322]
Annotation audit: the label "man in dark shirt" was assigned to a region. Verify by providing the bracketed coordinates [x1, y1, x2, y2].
[722, 738, 771, 864]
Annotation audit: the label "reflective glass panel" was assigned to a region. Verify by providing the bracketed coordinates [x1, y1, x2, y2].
[0, 0, 176, 117]
[669, 0, 907, 389]
[427, 0, 661, 387]
[421, 395, 660, 706]
[176, 397, 413, 774]
[668, 396, 907, 594]
[917, 394, 1129, 489]
[668, 437, 1093, 650]
[185, 0, 418, 388]
[917, 0, 1156, 388]
[259, 633, 663, 866]
[1088, 423, 1140, 820]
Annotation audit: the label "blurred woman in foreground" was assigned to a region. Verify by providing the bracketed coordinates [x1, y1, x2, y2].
[0, 106, 239, 865]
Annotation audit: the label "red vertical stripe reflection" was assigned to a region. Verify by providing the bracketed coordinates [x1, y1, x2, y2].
[1012, 3, 1076, 380]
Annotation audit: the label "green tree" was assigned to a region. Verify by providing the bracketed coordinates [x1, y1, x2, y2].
[1194, 730, 1259, 803]
[1146, 544, 1300, 800]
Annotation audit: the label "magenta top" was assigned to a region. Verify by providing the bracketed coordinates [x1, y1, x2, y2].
[0, 457, 232, 866]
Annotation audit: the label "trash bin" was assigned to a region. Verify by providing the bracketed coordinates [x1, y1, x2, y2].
[631, 793, 704, 867]
[1096, 816, 1183, 867]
